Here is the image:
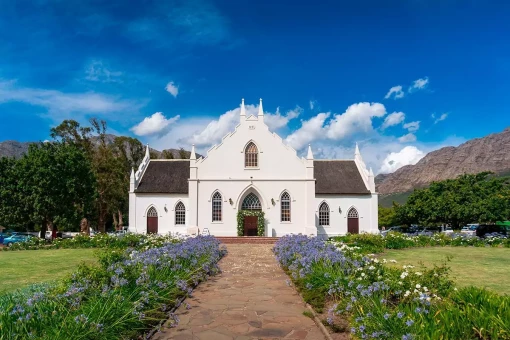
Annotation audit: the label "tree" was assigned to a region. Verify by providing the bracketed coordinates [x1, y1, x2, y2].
[378, 205, 396, 229]
[178, 147, 187, 159]
[90, 118, 126, 233]
[0, 157, 29, 230]
[162, 150, 174, 159]
[2, 143, 96, 236]
[394, 172, 510, 228]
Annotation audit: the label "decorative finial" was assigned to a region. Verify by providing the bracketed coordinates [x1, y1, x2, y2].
[190, 144, 196, 160]
[258, 98, 264, 116]
[307, 144, 314, 160]
[240, 98, 246, 117]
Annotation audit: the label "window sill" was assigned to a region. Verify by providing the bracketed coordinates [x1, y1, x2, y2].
[244, 167, 260, 170]
[211, 221, 223, 224]
[280, 221, 292, 224]
[175, 225, 186, 227]
[319, 225, 331, 228]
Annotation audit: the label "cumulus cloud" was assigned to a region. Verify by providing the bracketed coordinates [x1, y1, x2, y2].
[432, 112, 448, 124]
[131, 112, 180, 137]
[309, 100, 316, 110]
[327, 102, 387, 139]
[165, 81, 179, 97]
[265, 106, 302, 130]
[398, 133, 417, 143]
[379, 146, 425, 174]
[409, 77, 429, 92]
[384, 85, 404, 99]
[403, 121, 420, 132]
[381, 111, 405, 130]
[285, 113, 330, 150]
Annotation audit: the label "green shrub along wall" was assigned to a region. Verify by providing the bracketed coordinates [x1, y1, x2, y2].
[236, 210, 265, 236]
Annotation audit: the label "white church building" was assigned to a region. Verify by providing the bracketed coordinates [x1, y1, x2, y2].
[129, 99, 378, 238]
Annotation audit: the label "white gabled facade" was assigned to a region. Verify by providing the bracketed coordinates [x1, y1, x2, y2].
[129, 99, 379, 238]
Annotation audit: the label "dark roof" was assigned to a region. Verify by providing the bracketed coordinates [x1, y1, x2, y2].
[314, 160, 370, 195]
[135, 160, 189, 194]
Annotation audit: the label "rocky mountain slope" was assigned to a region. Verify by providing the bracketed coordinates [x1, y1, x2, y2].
[377, 127, 510, 195]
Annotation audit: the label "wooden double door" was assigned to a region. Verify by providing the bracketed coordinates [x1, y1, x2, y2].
[347, 217, 359, 234]
[243, 216, 258, 236]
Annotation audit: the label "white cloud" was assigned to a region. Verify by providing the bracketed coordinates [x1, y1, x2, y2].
[285, 113, 330, 150]
[432, 112, 448, 124]
[398, 133, 417, 143]
[131, 112, 180, 137]
[379, 146, 425, 173]
[309, 100, 316, 110]
[165, 81, 179, 97]
[384, 85, 404, 99]
[85, 60, 123, 83]
[409, 77, 429, 92]
[381, 111, 405, 130]
[326, 102, 387, 140]
[0, 79, 143, 122]
[403, 121, 420, 132]
[264, 106, 302, 130]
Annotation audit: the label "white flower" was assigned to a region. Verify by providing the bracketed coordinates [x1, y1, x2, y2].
[416, 284, 421, 289]
[368, 266, 376, 270]
[423, 287, 428, 292]
[415, 272, 422, 276]
[400, 272, 408, 279]
[390, 260, 397, 263]
[404, 290, 410, 297]
[398, 281, 403, 285]
[361, 273, 366, 277]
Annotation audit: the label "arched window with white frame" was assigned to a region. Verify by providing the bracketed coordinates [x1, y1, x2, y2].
[319, 202, 330, 226]
[212, 191, 222, 222]
[244, 142, 258, 167]
[175, 202, 186, 225]
[281, 191, 291, 222]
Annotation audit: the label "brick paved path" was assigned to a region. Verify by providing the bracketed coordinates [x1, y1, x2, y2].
[153, 244, 325, 340]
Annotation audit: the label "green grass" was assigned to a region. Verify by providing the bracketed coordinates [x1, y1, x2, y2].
[0, 248, 97, 293]
[383, 247, 510, 295]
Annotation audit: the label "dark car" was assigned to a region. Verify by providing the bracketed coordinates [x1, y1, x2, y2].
[476, 224, 508, 238]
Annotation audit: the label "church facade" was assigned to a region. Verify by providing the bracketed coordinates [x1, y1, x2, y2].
[128, 99, 379, 238]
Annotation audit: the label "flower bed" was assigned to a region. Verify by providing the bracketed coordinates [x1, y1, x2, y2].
[331, 232, 510, 254]
[274, 235, 510, 339]
[0, 235, 225, 340]
[2, 233, 180, 251]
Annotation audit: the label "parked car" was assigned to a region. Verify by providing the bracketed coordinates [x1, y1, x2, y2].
[2, 233, 34, 246]
[441, 226, 454, 234]
[461, 224, 478, 236]
[0, 232, 12, 243]
[476, 224, 508, 238]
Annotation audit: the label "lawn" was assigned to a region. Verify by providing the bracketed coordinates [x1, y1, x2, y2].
[0, 248, 97, 293]
[383, 247, 510, 295]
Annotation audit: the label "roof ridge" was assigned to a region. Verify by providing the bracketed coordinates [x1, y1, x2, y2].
[150, 159, 190, 162]
[314, 159, 353, 161]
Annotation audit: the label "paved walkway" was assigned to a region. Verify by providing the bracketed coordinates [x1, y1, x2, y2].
[153, 244, 325, 340]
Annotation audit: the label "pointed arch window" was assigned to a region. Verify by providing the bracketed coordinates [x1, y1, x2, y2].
[147, 207, 158, 217]
[242, 193, 262, 210]
[212, 192, 222, 222]
[175, 202, 186, 225]
[281, 192, 291, 222]
[319, 202, 330, 226]
[348, 207, 359, 218]
[245, 142, 258, 167]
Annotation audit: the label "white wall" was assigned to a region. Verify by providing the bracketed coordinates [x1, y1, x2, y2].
[195, 180, 309, 236]
[314, 194, 379, 237]
[131, 194, 189, 235]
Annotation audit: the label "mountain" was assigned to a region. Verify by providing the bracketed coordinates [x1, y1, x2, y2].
[0, 135, 198, 160]
[377, 127, 510, 197]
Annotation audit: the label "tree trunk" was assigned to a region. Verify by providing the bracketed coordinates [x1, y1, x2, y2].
[118, 210, 124, 230]
[113, 212, 118, 231]
[40, 219, 48, 239]
[80, 218, 90, 235]
[98, 207, 106, 233]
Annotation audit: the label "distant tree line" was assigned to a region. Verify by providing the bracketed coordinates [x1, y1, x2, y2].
[0, 118, 190, 236]
[379, 172, 510, 229]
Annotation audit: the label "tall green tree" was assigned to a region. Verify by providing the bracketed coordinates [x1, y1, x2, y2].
[178, 147, 188, 159]
[0, 157, 28, 230]
[395, 172, 510, 228]
[2, 143, 96, 236]
[378, 205, 396, 229]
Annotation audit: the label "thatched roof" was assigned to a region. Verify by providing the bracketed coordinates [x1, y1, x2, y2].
[135, 160, 189, 194]
[314, 160, 370, 195]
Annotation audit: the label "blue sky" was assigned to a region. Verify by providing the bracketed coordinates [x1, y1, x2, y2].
[1, 0, 509, 173]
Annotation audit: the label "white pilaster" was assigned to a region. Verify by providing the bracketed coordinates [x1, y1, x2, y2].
[305, 144, 316, 236]
[188, 146, 199, 232]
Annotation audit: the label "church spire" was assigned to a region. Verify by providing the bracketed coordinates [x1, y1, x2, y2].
[145, 144, 150, 159]
[258, 98, 264, 117]
[190, 144, 196, 160]
[240, 98, 246, 118]
[307, 144, 314, 160]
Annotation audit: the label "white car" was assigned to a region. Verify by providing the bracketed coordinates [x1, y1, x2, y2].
[442, 226, 454, 234]
[461, 225, 477, 236]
